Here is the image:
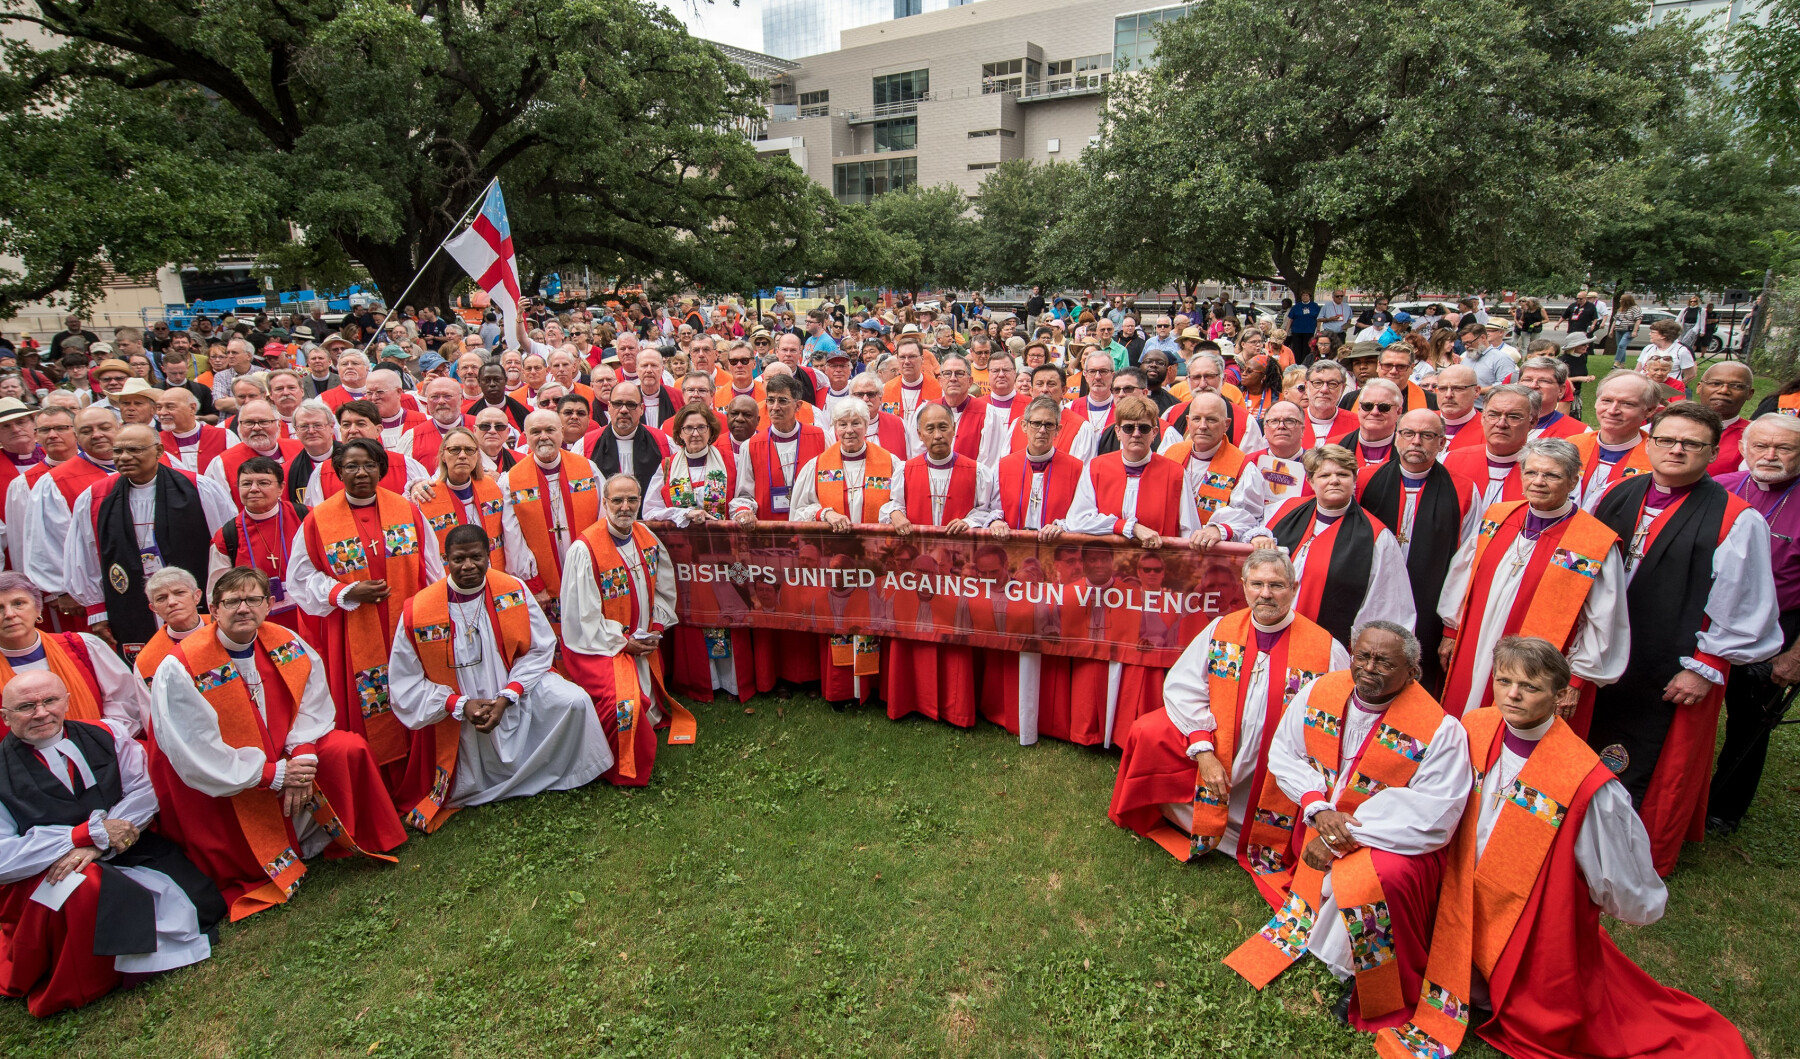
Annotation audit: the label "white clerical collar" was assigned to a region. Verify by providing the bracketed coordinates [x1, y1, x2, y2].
[1443, 408, 1477, 427]
[1597, 432, 1640, 450]
[304, 444, 334, 459]
[433, 414, 462, 429]
[926, 454, 956, 469]
[1189, 442, 1223, 461]
[1721, 416, 1741, 429]
[1121, 452, 1152, 469]
[770, 424, 801, 441]
[534, 456, 562, 471]
[1359, 432, 1395, 448]
[1266, 447, 1304, 461]
[216, 629, 256, 652]
[21, 729, 66, 752]
[249, 441, 280, 457]
[127, 476, 157, 493]
[1753, 475, 1798, 492]
[246, 505, 280, 520]
[1528, 498, 1576, 519]
[901, 377, 924, 389]
[1315, 501, 1351, 517]
[382, 413, 406, 428]
[167, 621, 202, 640]
[0, 635, 43, 659]
[347, 492, 377, 507]
[839, 443, 867, 459]
[1486, 447, 1524, 464]
[1309, 413, 1338, 428]
[1250, 611, 1296, 634]
[1504, 714, 1557, 743]
[173, 425, 203, 442]
[990, 390, 1015, 403]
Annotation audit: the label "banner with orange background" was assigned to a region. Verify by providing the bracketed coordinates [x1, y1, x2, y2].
[647, 521, 1251, 666]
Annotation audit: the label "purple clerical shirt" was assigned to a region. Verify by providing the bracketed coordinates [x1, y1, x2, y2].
[1719, 471, 1800, 612]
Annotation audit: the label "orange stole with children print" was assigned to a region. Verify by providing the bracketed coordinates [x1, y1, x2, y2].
[398, 569, 535, 832]
[1194, 611, 1336, 905]
[577, 522, 696, 781]
[304, 489, 426, 764]
[504, 450, 600, 597]
[813, 445, 896, 523]
[1224, 672, 1446, 1022]
[417, 477, 505, 569]
[175, 625, 396, 920]
[1162, 441, 1249, 524]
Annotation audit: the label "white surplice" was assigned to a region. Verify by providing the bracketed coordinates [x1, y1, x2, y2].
[1435, 502, 1631, 715]
[0, 634, 148, 738]
[0, 724, 212, 973]
[1267, 678, 1472, 981]
[1177, 445, 1273, 540]
[387, 586, 611, 806]
[1288, 507, 1417, 635]
[1159, 613, 1352, 844]
[560, 524, 678, 722]
[63, 475, 237, 625]
[150, 630, 336, 859]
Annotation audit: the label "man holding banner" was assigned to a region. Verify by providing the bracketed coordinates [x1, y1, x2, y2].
[881, 403, 1001, 730]
[560, 474, 688, 787]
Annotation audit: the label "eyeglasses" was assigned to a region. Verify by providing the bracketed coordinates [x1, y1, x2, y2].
[1647, 435, 1713, 453]
[1117, 422, 1156, 436]
[1484, 411, 1532, 425]
[1311, 379, 1345, 390]
[215, 594, 269, 611]
[938, 369, 969, 379]
[1358, 402, 1395, 413]
[476, 423, 510, 432]
[611, 400, 642, 410]
[1396, 428, 1442, 441]
[2, 692, 65, 717]
[1023, 419, 1060, 431]
[1264, 417, 1304, 428]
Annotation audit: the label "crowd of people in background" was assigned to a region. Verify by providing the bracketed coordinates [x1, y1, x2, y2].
[0, 283, 1786, 1059]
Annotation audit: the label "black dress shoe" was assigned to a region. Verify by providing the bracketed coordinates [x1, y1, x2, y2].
[1331, 982, 1355, 1024]
[1706, 815, 1739, 836]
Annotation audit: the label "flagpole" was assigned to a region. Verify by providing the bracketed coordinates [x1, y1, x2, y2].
[356, 176, 498, 359]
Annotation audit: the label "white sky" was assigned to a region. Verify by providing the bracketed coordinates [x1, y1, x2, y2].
[665, 0, 766, 52]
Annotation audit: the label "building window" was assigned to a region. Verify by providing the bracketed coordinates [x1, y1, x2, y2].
[967, 162, 999, 171]
[982, 58, 1024, 95]
[833, 157, 918, 205]
[967, 128, 1016, 138]
[798, 89, 830, 117]
[872, 68, 929, 115]
[895, 0, 921, 16]
[872, 117, 917, 152]
[1114, 5, 1194, 70]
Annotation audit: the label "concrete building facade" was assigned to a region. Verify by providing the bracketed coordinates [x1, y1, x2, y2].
[754, 0, 1193, 203]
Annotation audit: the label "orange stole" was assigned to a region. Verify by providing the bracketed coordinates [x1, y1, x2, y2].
[577, 521, 696, 781]
[504, 450, 599, 597]
[1224, 673, 1446, 1021]
[879, 375, 942, 417]
[812, 445, 896, 523]
[417, 477, 505, 568]
[306, 489, 426, 765]
[134, 624, 211, 682]
[814, 589, 880, 676]
[1570, 432, 1653, 489]
[0, 635, 103, 729]
[1192, 612, 1335, 896]
[176, 626, 396, 921]
[398, 570, 534, 832]
[1163, 442, 1249, 524]
[1443, 503, 1617, 712]
[1374, 709, 1596, 1059]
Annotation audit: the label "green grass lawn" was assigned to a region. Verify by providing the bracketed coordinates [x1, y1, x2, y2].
[3, 696, 1794, 1058]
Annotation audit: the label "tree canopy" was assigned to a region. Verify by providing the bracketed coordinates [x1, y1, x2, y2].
[0, 0, 827, 310]
[1054, 0, 1706, 296]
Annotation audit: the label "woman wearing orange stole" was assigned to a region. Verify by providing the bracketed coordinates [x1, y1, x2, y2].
[0, 572, 146, 739]
[1224, 622, 1470, 1031]
[1375, 637, 1751, 1059]
[790, 399, 899, 708]
[413, 426, 506, 572]
[148, 567, 404, 921]
[288, 439, 443, 797]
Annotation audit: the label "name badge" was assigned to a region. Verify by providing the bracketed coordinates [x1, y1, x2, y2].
[771, 485, 791, 514]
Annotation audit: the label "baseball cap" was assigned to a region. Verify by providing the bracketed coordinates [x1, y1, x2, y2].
[824, 348, 852, 363]
[87, 342, 114, 356]
[1392, 311, 1414, 325]
[418, 352, 447, 372]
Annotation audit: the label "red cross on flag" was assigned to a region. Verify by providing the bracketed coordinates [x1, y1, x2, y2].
[444, 181, 523, 348]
